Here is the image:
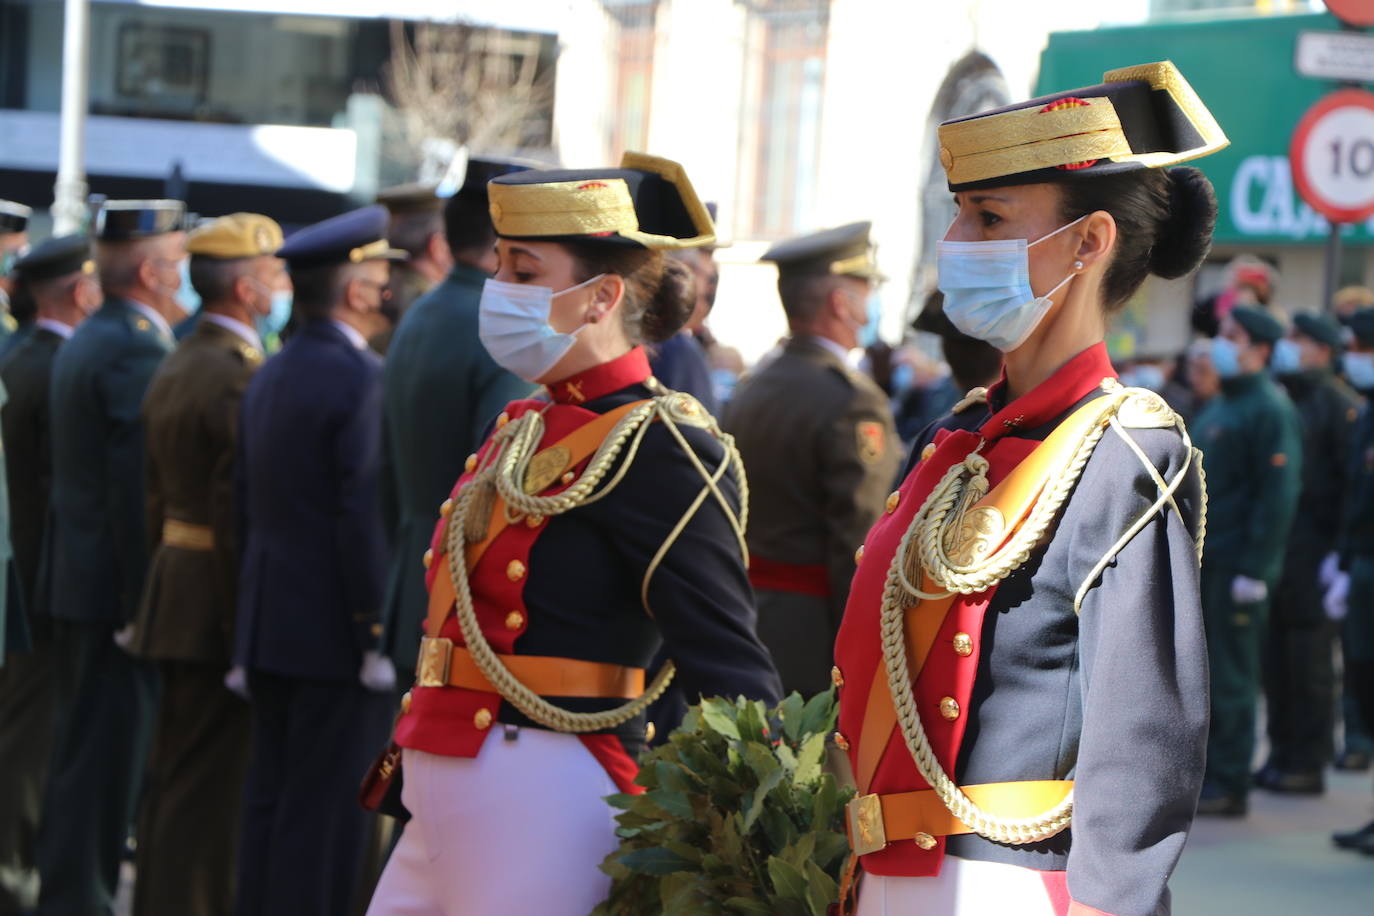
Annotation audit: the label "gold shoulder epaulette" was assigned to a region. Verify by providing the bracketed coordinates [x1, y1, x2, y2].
[1115, 387, 1178, 429]
[951, 386, 989, 414]
[657, 391, 711, 429]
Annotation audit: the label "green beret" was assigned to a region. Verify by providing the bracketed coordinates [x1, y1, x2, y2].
[1230, 305, 1284, 345]
[1349, 308, 1374, 349]
[1292, 312, 1343, 351]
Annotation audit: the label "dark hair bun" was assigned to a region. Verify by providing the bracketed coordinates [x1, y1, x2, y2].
[639, 256, 696, 343]
[1150, 166, 1217, 280]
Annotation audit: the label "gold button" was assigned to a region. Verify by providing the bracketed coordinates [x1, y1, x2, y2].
[422, 548, 433, 569]
[831, 666, 844, 688]
[440, 498, 453, 517]
[370, 623, 383, 638]
[854, 545, 865, 565]
[560, 471, 575, 485]
[400, 691, 412, 714]
[645, 721, 657, 743]
[135, 318, 151, 332]
[464, 454, 477, 473]
[939, 145, 953, 169]
[506, 560, 526, 582]
[885, 491, 901, 514]
[914, 832, 937, 850]
[833, 731, 850, 751]
[525, 514, 544, 528]
[505, 610, 525, 630]
[496, 412, 510, 429]
[939, 697, 960, 721]
[952, 633, 973, 657]
[473, 708, 493, 730]
[920, 442, 937, 461]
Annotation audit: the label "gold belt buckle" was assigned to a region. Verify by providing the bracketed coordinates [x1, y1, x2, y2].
[416, 637, 453, 688]
[846, 794, 887, 857]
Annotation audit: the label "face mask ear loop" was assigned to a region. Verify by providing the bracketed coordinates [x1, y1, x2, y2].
[1028, 213, 1090, 249]
[553, 272, 608, 337]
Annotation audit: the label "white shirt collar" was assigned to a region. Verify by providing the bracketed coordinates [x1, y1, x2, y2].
[808, 334, 854, 365]
[330, 319, 368, 351]
[35, 317, 74, 339]
[202, 312, 263, 351]
[126, 299, 175, 340]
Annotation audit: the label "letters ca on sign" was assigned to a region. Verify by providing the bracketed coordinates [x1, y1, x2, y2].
[1230, 154, 1374, 239]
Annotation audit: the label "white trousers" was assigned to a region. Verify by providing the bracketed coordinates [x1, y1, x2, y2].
[366, 731, 620, 916]
[856, 855, 1063, 916]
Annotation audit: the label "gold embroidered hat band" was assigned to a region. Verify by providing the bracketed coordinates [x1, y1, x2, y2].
[938, 60, 1228, 191]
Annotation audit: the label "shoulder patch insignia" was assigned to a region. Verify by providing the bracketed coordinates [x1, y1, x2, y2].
[857, 420, 885, 464]
[524, 445, 572, 494]
[1271, 452, 1288, 468]
[1117, 388, 1177, 429]
[952, 386, 989, 415]
[661, 392, 710, 428]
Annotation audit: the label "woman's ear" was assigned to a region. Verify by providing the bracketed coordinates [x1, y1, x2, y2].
[1076, 210, 1117, 272]
[591, 273, 624, 320]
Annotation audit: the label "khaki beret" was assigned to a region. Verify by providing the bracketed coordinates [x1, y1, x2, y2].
[187, 212, 283, 259]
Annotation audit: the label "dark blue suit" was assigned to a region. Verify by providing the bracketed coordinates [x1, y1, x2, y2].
[234, 319, 390, 916]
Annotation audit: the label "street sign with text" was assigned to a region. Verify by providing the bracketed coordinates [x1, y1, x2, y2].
[1291, 89, 1374, 223]
[1296, 30, 1374, 83]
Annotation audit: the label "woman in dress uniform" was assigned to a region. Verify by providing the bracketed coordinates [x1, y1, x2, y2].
[366, 153, 781, 915]
[833, 62, 1224, 915]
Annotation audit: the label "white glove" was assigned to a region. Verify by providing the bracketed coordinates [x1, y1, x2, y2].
[224, 665, 250, 700]
[360, 650, 397, 693]
[1231, 575, 1268, 605]
[1325, 572, 1351, 622]
[112, 624, 136, 652]
[1320, 552, 1342, 589]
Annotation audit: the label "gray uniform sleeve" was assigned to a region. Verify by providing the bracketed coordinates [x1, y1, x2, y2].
[1065, 425, 1208, 916]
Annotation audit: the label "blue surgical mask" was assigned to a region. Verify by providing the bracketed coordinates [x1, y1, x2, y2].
[478, 274, 603, 382]
[1343, 351, 1374, 390]
[1120, 364, 1166, 392]
[858, 294, 882, 349]
[936, 215, 1087, 351]
[891, 363, 915, 394]
[172, 257, 200, 315]
[1270, 338, 1302, 375]
[1211, 336, 1241, 379]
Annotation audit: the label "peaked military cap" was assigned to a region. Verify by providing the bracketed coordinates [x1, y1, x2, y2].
[277, 205, 407, 268]
[377, 182, 442, 216]
[0, 199, 32, 234]
[94, 199, 188, 241]
[1230, 305, 1284, 345]
[488, 152, 715, 250]
[1348, 308, 1374, 349]
[461, 156, 542, 197]
[938, 61, 1228, 191]
[1292, 312, 1344, 351]
[761, 221, 883, 281]
[14, 234, 93, 282]
[187, 213, 284, 260]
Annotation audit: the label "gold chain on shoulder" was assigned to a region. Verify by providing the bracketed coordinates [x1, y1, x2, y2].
[442, 392, 749, 733]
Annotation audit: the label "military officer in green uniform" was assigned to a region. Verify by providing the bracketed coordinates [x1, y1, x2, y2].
[36, 199, 188, 915]
[722, 222, 900, 697]
[129, 213, 286, 916]
[1331, 308, 1374, 854]
[371, 182, 451, 354]
[379, 158, 533, 681]
[1256, 312, 1359, 795]
[1193, 304, 1303, 816]
[0, 236, 101, 912]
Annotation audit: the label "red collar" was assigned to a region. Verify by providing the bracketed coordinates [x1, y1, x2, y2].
[547, 347, 652, 405]
[979, 342, 1116, 443]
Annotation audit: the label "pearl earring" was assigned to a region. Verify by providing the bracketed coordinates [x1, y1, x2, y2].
[1074, 260, 1084, 270]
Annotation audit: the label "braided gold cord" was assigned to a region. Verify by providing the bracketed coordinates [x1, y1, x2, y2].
[441, 395, 748, 733]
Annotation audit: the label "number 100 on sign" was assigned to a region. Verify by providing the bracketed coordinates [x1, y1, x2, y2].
[1291, 89, 1374, 224]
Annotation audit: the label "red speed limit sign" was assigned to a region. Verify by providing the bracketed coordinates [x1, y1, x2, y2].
[1291, 90, 1374, 224]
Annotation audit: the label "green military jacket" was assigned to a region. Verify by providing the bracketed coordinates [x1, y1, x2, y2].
[0, 326, 65, 653]
[723, 335, 901, 624]
[379, 264, 532, 671]
[46, 298, 175, 624]
[131, 318, 263, 663]
[1341, 385, 1374, 560]
[1194, 371, 1303, 582]
[1277, 367, 1359, 555]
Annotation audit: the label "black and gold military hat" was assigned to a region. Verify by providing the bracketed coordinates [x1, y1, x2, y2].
[14, 234, 93, 282]
[376, 182, 443, 216]
[1230, 305, 1284, 345]
[487, 152, 714, 250]
[1293, 312, 1344, 351]
[94, 199, 188, 241]
[761, 221, 883, 281]
[187, 213, 284, 260]
[938, 61, 1228, 191]
[461, 156, 542, 197]
[0, 199, 32, 234]
[1349, 308, 1374, 349]
[276, 205, 407, 268]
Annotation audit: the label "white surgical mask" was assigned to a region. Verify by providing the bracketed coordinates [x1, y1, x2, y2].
[1344, 351, 1374, 391]
[1211, 336, 1242, 379]
[1270, 338, 1302, 376]
[247, 277, 293, 340]
[478, 274, 604, 382]
[936, 215, 1087, 351]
